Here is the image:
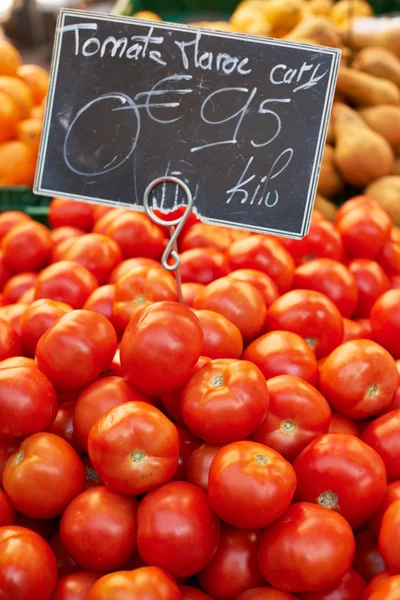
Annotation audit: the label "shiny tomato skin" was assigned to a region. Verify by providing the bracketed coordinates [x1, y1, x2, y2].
[0, 366, 57, 439]
[251, 375, 331, 462]
[362, 410, 400, 482]
[227, 269, 280, 307]
[334, 196, 380, 223]
[352, 531, 387, 583]
[301, 569, 366, 600]
[258, 503, 355, 594]
[137, 481, 220, 579]
[92, 204, 113, 222]
[329, 412, 360, 437]
[366, 575, 400, 600]
[60, 486, 138, 572]
[17, 287, 34, 305]
[173, 424, 201, 481]
[34, 261, 98, 309]
[180, 248, 228, 285]
[83, 284, 115, 322]
[120, 301, 203, 396]
[20, 298, 72, 356]
[180, 586, 213, 600]
[266, 290, 344, 358]
[193, 277, 266, 342]
[376, 228, 400, 276]
[2, 221, 52, 273]
[0, 356, 35, 370]
[0, 211, 31, 240]
[292, 433, 387, 528]
[208, 441, 296, 529]
[60, 233, 122, 285]
[3, 432, 86, 519]
[0, 303, 24, 335]
[3, 272, 37, 304]
[379, 499, 400, 572]
[0, 489, 15, 526]
[235, 588, 298, 600]
[48, 401, 81, 454]
[243, 330, 319, 384]
[52, 571, 101, 600]
[0, 438, 20, 482]
[49, 198, 94, 231]
[0, 316, 22, 360]
[370, 289, 400, 359]
[92, 208, 127, 235]
[108, 257, 161, 284]
[88, 401, 179, 495]
[319, 340, 398, 419]
[342, 318, 370, 342]
[181, 359, 269, 443]
[382, 360, 400, 413]
[281, 219, 344, 265]
[186, 442, 223, 493]
[106, 212, 166, 260]
[369, 481, 400, 539]
[348, 260, 390, 318]
[180, 223, 233, 252]
[198, 525, 264, 600]
[88, 566, 181, 600]
[74, 375, 150, 452]
[36, 310, 117, 393]
[336, 207, 391, 260]
[193, 310, 243, 359]
[0, 251, 13, 291]
[182, 282, 205, 307]
[362, 571, 393, 600]
[0, 525, 57, 600]
[50, 225, 85, 246]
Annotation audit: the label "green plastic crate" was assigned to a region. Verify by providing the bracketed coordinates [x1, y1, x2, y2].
[0, 188, 50, 224]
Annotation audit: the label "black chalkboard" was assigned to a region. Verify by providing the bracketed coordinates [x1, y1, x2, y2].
[34, 9, 340, 239]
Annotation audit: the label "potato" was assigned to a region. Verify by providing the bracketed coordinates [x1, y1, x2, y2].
[336, 67, 400, 106]
[359, 105, 400, 153]
[330, 0, 372, 27]
[393, 157, 400, 176]
[366, 176, 400, 224]
[230, 0, 271, 36]
[350, 19, 400, 59]
[318, 144, 344, 198]
[284, 16, 342, 48]
[353, 47, 400, 87]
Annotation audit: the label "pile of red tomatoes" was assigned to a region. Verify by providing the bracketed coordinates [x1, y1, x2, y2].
[1, 195, 400, 600]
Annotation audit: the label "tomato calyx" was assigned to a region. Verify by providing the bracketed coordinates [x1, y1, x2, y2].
[366, 383, 379, 398]
[12, 451, 24, 466]
[305, 336, 319, 351]
[317, 490, 339, 510]
[135, 295, 146, 305]
[209, 375, 224, 388]
[131, 449, 146, 463]
[280, 419, 297, 435]
[85, 465, 100, 483]
[254, 454, 269, 466]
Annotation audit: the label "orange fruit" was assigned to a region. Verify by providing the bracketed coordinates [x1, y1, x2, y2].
[17, 64, 49, 105]
[0, 40, 22, 77]
[0, 91, 18, 143]
[30, 105, 44, 120]
[0, 76, 33, 120]
[0, 141, 36, 186]
[133, 10, 161, 20]
[17, 118, 42, 153]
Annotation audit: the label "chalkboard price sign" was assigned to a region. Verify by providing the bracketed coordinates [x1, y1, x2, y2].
[35, 9, 340, 239]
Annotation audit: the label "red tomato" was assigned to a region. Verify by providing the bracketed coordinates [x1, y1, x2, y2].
[251, 375, 331, 462]
[391, 275, 400, 288]
[88, 566, 181, 600]
[370, 289, 400, 359]
[92, 204, 113, 221]
[20, 298, 72, 356]
[50, 225, 85, 246]
[0, 366, 57, 439]
[379, 499, 400, 572]
[193, 310, 243, 359]
[292, 433, 387, 528]
[365, 575, 400, 600]
[362, 410, 400, 482]
[180, 248, 228, 285]
[0, 525, 57, 600]
[0, 303, 25, 335]
[48, 401, 81, 454]
[2, 272, 37, 304]
[336, 206, 391, 260]
[281, 219, 344, 265]
[3, 432, 86, 519]
[352, 317, 373, 337]
[301, 569, 366, 600]
[0, 316, 21, 360]
[120, 301, 203, 396]
[0, 210, 31, 240]
[34, 261, 98, 309]
[49, 533, 79, 576]
[82, 284, 115, 322]
[92, 208, 127, 235]
[334, 196, 380, 223]
[60, 233, 122, 285]
[227, 269, 279, 307]
[258, 503, 355, 594]
[17, 287, 35, 305]
[181, 359, 269, 443]
[198, 525, 264, 600]
[106, 212, 165, 260]
[180, 586, 213, 600]
[182, 282, 205, 307]
[342, 318, 370, 342]
[74, 375, 149, 452]
[49, 198, 94, 231]
[0, 489, 15, 526]
[267, 290, 343, 358]
[52, 571, 101, 600]
[186, 442, 223, 493]
[180, 223, 233, 252]
[0, 438, 20, 482]
[52, 238, 76, 263]
[235, 588, 297, 600]
[0, 356, 35, 369]
[376, 227, 400, 276]
[193, 277, 266, 342]
[369, 481, 400, 539]
[108, 257, 161, 283]
[152, 206, 198, 237]
[173, 424, 201, 481]
[88, 401, 179, 495]
[319, 340, 398, 419]
[329, 412, 360, 436]
[137, 481, 220, 578]
[36, 310, 117, 393]
[0, 250, 13, 291]
[208, 441, 295, 529]
[348, 259, 390, 318]
[226, 235, 295, 293]
[353, 531, 387, 583]
[292, 259, 358, 318]
[82, 456, 102, 490]
[362, 571, 393, 600]
[2, 221, 52, 273]
[244, 330, 319, 384]
[113, 266, 177, 334]
[60, 486, 138, 572]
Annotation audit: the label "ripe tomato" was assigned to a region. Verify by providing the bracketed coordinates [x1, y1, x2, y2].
[0, 316, 21, 360]
[49, 198, 94, 231]
[173, 424, 200, 481]
[362, 410, 400, 482]
[83, 284, 115, 322]
[0, 525, 57, 600]
[281, 218, 344, 265]
[52, 571, 101, 600]
[208, 441, 296, 529]
[383, 360, 400, 413]
[193, 277, 266, 342]
[17, 287, 34, 304]
[0, 303, 25, 335]
[120, 301, 203, 396]
[267, 290, 343, 358]
[235, 588, 298, 600]
[0, 489, 15, 526]
[0, 210, 31, 240]
[36, 310, 117, 393]
[370, 289, 400, 359]
[293, 433, 387, 528]
[180, 586, 213, 600]
[342, 318, 371, 342]
[3, 432, 86, 519]
[106, 212, 166, 260]
[20, 298, 72, 356]
[243, 330, 318, 384]
[369, 481, 400, 539]
[2, 221, 52, 272]
[50, 225, 85, 246]
[365, 575, 400, 600]
[319, 339, 398, 419]
[362, 571, 393, 600]
[180, 248, 228, 284]
[0, 356, 35, 369]
[182, 282, 205, 307]
[48, 401, 81, 454]
[226, 235, 294, 292]
[198, 525, 264, 600]
[60, 233, 122, 285]
[108, 257, 161, 284]
[376, 227, 400, 276]
[88, 401, 179, 495]
[137, 481, 220, 578]
[192, 309, 243, 359]
[334, 196, 379, 223]
[60, 487, 138, 572]
[329, 412, 360, 436]
[353, 531, 387, 583]
[181, 359, 269, 443]
[0, 366, 57, 439]
[379, 499, 400, 572]
[92, 204, 113, 222]
[336, 206, 391, 259]
[348, 259, 390, 318]
[3, 271, 37, 304]
[227, 268, 280, 307]
[34, 261, 98, 309]
[92, 208, 127, 235]
[251, 375, 331, 462]
[258, 503, 355, 593]
[0, 251, 13, 290]
[180, 223, 233, 252]
[186, 442, 223, 493]
[52, 238, 76, 263]
[301, 569, 366, 600]
[0, 438, 20, 481]
[88, 567, 181, 600]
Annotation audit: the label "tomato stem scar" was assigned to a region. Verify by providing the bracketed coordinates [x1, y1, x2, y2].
[12, 451, 24, 467]
[280, 419, 297, 434]
[317, 490, 339, 510]
[131, 449, 146, 463]
[304, 336, 318, 350]
[255, 454, 269, 466]
[366, 384, 379, 397]
[210, 375, 224, 388]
